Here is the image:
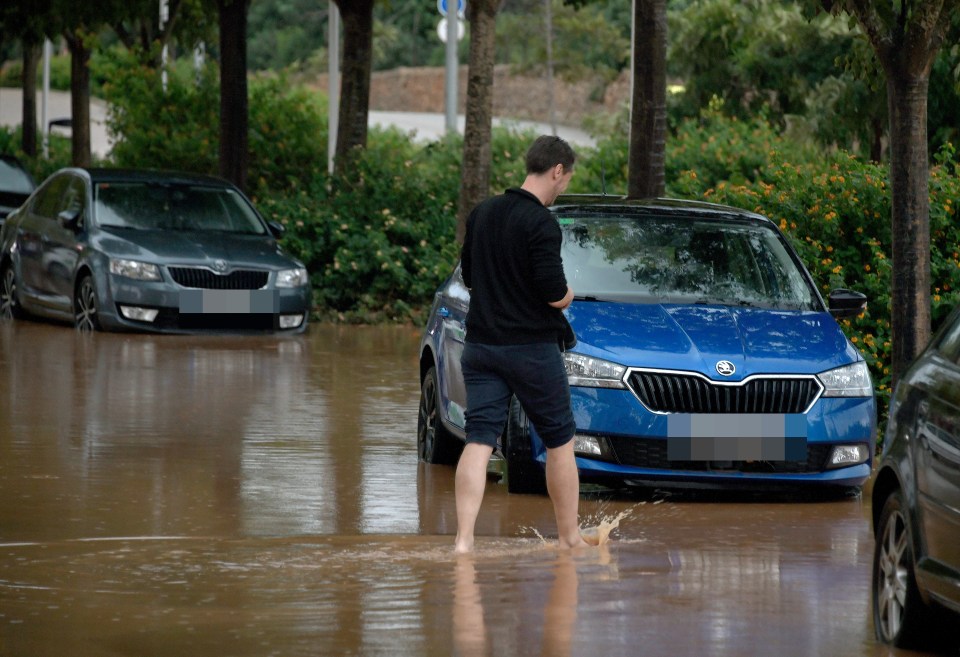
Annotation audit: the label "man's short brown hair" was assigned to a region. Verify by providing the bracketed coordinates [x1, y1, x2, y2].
[525, 135, 576, 175]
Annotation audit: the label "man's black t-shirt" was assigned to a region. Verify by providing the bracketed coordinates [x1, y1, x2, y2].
[461, 187, 569, 345]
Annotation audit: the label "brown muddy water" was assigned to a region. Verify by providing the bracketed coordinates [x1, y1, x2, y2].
[0, 320, 932, 656]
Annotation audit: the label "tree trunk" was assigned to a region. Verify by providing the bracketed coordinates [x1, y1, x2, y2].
[333, 0, 374, 174]
[21, 41, 40, 158]
[627, 0, 667, 199]
[456, 0, 500, 245]
[837, 0, 955, 384]
[64, 29, 92, 168]
[218, 0, 250, 192]
[887, 71, 932, 382]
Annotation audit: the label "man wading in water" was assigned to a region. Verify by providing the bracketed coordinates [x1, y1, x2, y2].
[455, 135, 590, 554]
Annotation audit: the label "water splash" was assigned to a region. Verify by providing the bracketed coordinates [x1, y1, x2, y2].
[581, 508, 633, 546]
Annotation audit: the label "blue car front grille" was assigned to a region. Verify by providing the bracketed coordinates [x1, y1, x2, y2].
[627, 370, 822, 414]
[169, 267, 268, 290]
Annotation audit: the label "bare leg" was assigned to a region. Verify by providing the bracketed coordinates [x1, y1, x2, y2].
[455, 442, 495, 553]
[545, 440, 589, 549]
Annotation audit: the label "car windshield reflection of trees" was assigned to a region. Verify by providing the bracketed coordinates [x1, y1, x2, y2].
[559, 215, 818, 311]
[94, 183, 265, 235]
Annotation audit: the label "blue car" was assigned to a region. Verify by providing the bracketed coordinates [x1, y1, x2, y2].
[418, 197, 876, 493]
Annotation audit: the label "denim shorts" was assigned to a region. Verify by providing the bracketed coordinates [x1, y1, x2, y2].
[461, 341, 576, 450]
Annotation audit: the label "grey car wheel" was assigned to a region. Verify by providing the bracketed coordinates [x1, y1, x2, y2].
[0, 264, 22, 320]
[74, 275, 101, 332]
[873, 490, 930, 648]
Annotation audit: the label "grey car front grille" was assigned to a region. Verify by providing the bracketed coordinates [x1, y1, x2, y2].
[169, 267, 268, 290]
[627, 370, 822, 414]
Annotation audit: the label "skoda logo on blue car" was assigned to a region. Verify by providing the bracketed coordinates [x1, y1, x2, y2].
[716, 360, 736, 376]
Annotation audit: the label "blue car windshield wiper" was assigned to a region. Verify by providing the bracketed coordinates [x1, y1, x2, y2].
[574, 294, 611, 302]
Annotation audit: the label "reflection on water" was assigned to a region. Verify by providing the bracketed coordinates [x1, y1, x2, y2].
[0, 321, 924, 656]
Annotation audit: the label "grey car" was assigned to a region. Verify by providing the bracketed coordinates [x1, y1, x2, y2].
[0, 167, 311, 333]
[871, 303, 960, 650]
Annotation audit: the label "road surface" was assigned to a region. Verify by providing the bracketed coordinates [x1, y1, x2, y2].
[0, 88, 594, 161]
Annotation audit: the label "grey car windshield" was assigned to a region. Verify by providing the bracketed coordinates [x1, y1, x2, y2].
[94, 183, 266, 234]
[558, 213, 819, 310]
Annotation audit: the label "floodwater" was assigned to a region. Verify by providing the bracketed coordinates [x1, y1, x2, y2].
[0, 321, 938, 657]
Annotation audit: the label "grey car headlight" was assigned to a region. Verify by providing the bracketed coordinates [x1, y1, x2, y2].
[276, 267, 308, 288]
[109, 258, 161, 281]
[818, 361, 873, 397]
[563, 353, 627, 389]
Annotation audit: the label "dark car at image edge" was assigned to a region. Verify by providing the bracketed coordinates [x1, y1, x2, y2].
[418, 195, 877, 495]
[871, 303, 960, 651]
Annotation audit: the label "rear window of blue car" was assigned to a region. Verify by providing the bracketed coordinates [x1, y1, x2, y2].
[555, 213, 819, 311]
[94, 183, 267, 235]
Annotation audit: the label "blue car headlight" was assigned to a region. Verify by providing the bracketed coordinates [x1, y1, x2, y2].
[109, 258, 161, 281]
[563, 353, 627, 389]
[818, 361, 873, 397]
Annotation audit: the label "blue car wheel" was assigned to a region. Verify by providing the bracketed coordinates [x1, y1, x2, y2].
[418, 366, 462, 465]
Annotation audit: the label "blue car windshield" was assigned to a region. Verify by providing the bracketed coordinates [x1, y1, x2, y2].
[557, 213, 819, 311]
[94, 183, 267, 235]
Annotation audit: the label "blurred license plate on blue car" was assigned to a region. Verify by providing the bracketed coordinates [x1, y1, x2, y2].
[667, 414, 807, 461]
[179, 289, 279, 314]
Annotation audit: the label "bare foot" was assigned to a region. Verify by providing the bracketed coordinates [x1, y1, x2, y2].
[557, 535, 591, 550]
[454, 535, 474, 554]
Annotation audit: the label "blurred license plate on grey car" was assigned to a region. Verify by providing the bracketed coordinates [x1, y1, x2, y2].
[179, 289, 279, 314]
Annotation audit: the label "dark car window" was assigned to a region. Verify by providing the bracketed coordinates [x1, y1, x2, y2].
[556, 213, 818, 310]
[0, 159, 35, 194]
[94, 183, 266, 235]
[31, 176, 69, 219]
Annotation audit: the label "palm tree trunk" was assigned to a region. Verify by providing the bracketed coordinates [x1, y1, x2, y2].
[627, 0, 667, 199]
[333, 0, 374, 174]
[887, 71, 931, 382]
[64, 29, 92, 168]
[218, 0, 251, 192]
[21, 41, 40, 157]
[456, 0, 500, 245]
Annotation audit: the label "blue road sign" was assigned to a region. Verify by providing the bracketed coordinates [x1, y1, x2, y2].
[437, 0, 465, 17]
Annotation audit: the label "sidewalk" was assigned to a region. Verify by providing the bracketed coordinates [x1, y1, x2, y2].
[0, 88, 595, 161]
[0, 87, 111, 157]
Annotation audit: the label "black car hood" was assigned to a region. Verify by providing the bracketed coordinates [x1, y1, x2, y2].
[93, 228, 301, 270]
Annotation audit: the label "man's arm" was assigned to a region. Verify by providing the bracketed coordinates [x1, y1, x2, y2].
[548, 285, 574, 310]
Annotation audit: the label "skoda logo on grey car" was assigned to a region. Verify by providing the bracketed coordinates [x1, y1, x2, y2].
[715, 360, 736, 376]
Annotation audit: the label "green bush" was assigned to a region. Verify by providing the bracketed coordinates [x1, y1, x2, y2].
[571, 101, 819, 196]
[0, 126, 74, 183]
[260, 128, 461, 323]
[100, 49, 327, 196]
